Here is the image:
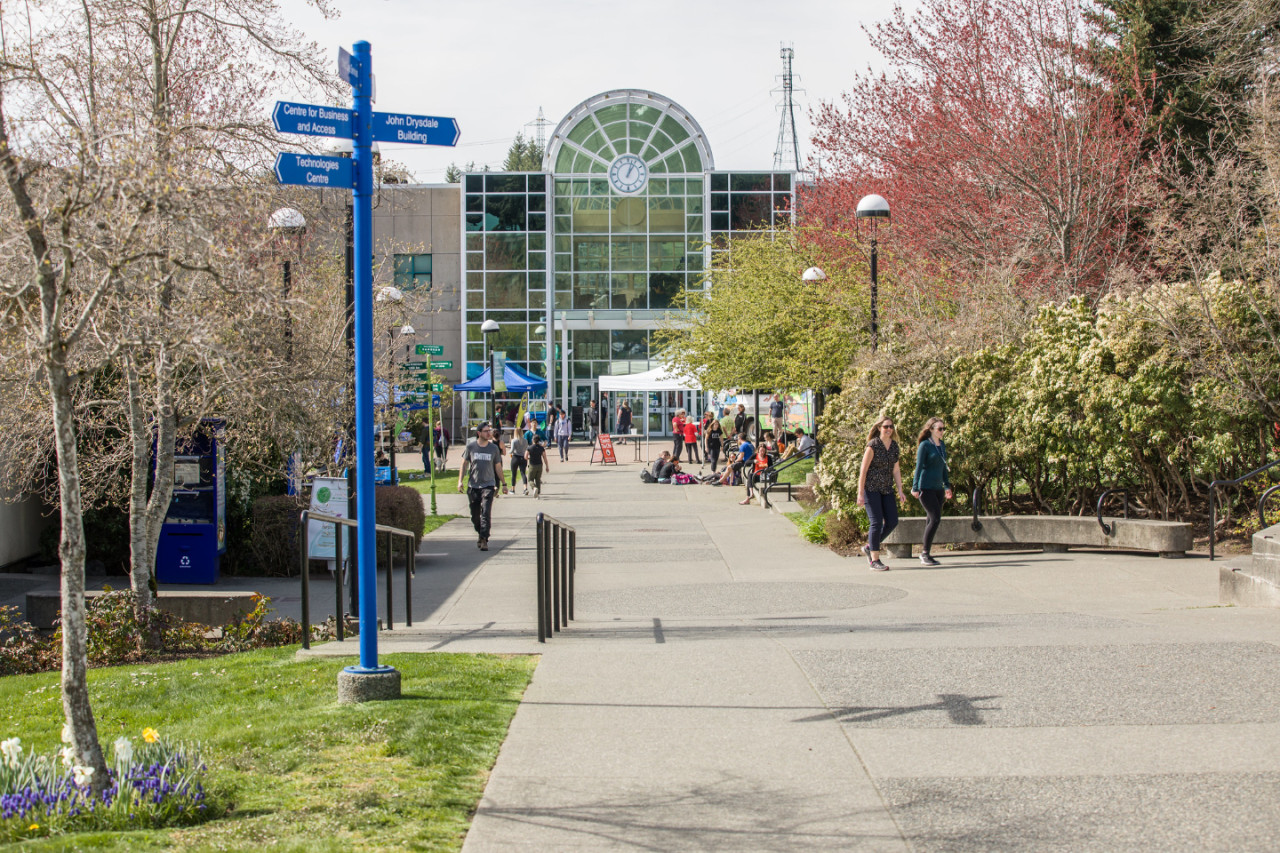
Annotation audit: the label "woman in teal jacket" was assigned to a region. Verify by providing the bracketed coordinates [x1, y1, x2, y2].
[910, 417, 953, 566]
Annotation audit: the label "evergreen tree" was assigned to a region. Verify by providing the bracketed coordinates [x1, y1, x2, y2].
[502, 133, 545, 171]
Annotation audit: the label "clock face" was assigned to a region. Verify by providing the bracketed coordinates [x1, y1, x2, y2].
[608, 154, 648, 195]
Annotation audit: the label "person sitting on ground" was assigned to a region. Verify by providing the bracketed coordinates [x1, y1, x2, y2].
[656, 452, 679, 483]
[650, 451, 671, 481]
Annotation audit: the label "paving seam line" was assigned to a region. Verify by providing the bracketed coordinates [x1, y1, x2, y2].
[764, 629, 913, 848]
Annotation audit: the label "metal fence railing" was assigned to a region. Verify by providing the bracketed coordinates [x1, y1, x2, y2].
[536, 512, 576, 643]
[298, 509, 417, 650]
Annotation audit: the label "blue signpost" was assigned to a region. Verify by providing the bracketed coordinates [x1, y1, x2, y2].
[273, 41, 459, 699]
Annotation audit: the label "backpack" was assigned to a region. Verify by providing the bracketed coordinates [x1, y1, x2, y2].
[640, 470, 657, 484]
[673, 473, 695, 485]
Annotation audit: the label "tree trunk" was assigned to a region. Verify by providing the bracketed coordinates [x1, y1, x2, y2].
[48, 361, 108, 794]
[125, 354, 155, 614]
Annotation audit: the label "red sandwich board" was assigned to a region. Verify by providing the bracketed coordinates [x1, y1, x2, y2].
[591, 433, 618, 465]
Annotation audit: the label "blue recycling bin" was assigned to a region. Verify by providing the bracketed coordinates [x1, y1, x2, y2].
[155, 421, 226, 584]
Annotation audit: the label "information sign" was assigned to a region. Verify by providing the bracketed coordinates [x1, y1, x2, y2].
[415, 344, 444, 355]
[274, 153, 352, 188]
[401, 361, 426, 370]
[594, 434, 618, 466]
[273, 101, 352, 138]
[372, 111, 460, 147]
[429, 360, 453, 369]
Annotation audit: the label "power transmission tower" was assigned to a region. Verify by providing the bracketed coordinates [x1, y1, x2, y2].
[773, 45, 803, 172]
[526, 106, 551, 151]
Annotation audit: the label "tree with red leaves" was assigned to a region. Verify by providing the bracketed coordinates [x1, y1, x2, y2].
[806, 0, 1150, 304]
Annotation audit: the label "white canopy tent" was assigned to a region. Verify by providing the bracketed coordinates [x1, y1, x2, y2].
[597, 364, 703, 463]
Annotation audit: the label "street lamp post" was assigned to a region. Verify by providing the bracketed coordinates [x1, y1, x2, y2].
[855, 194, 890, 352]
[480, 319, 500, 426]
[267, 208, 306, 361]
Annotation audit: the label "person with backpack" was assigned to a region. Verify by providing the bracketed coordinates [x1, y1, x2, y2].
[526, 434, 550, 498]
[553, 408, 572, 462]
[910, 417, 952, 567]
[457, 422, 507, 551]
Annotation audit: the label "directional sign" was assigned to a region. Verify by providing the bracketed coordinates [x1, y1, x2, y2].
[372, 111, 460, 147]
[274, 153, 352, 188]
[429, 360, 453, 369]
[415, 344, 444, 356]
[400, 361, 427, 370]
[273, 101, 352, 139]
[338, 47, 357, 86]
[432, 383, 444, 392]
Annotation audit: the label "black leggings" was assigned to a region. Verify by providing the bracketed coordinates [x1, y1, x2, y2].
[707, 440, 721, 472]
[919, 488, 945, 554]
[510, 456, 528, 486]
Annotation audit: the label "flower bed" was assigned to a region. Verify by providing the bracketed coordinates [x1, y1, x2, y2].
[0, 727, 216, 841]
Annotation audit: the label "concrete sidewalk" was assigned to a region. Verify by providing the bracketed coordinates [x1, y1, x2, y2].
[306, 454, 1280, 850]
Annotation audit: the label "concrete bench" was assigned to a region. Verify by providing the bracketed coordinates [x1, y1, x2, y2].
[881, 515, 1192, 559]
[24, 590, 260, 630]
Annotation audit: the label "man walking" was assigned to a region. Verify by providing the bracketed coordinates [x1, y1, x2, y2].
[457, 422, 507, 551]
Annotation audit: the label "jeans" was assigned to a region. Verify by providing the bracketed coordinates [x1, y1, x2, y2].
[864, 491, 899, 552]
[467, 486, 496, 540]
[556, 435, 569, 461]
[510, 456, 528, 487]
[684, 440, 700, 463]
[919, 488, 945, 554]
[421, 449, 431, 474]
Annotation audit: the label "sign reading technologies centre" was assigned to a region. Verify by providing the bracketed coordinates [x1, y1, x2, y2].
[274, 153, 352, 188]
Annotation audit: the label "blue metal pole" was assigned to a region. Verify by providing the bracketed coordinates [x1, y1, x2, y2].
[350, 40, 382, 672]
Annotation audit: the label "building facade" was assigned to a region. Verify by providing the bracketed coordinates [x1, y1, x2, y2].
[373, 89, 795, 438]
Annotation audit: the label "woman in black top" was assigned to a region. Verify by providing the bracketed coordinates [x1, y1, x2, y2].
[616, 401, 633, 444]
[704, 415, 724, 472]
[857, 417, 907, 571]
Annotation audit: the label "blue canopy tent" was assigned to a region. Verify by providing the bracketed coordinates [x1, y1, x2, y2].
[453, 363, 548, 393]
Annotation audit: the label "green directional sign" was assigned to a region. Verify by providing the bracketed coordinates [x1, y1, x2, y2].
[401, 361, 426, 370]
[431, 383, 444, 392]
[429, 360, 453, 369]
[415, 344, 444, 356]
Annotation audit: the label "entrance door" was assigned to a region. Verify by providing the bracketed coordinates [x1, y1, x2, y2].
[647, 390, 698, 437]
[571, 381, 596, 437]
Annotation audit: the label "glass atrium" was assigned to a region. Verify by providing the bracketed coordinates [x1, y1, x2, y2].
[462, 90, 794, 435]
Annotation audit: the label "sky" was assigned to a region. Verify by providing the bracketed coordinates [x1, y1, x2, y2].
[274, 0, 919, 182]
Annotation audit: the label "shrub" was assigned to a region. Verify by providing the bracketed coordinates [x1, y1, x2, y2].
[0, 608, 56, 676]
[248, 495, 306, 577]
[796, 511, 829, 544]
[375, 486, 425, 569]
[825, 512, 865, 549]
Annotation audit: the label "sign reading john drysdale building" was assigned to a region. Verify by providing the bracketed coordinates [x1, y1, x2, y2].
[461, 89, 796, 434]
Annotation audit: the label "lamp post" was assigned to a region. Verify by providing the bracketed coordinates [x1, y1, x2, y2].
[384, 322, 415, 484]
[855, 193, 890, 352]
[480, 319, 500, 426]
[267, 208, 306, 360]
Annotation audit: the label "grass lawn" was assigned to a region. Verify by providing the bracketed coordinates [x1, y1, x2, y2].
[774, 457, 814, 486]
[2, 648, 536, 852]
[422, 513, 460, 535]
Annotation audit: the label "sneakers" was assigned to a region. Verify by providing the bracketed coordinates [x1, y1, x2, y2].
[479, 539, 489, 551]
[533, 487, 540, 498]
[523, 487, 529, 495]
[920, 553, 940, 567]
[861, 544, 873, 566]
[870, 559, 890, 572]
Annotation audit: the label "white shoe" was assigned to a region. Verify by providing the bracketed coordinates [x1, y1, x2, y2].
[524, 488, 529, 495]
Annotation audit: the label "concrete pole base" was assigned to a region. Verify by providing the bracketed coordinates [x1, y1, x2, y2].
[885, 543, 913, 559]
[337, 666, 401, 704]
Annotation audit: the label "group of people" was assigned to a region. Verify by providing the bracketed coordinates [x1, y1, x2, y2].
[456, 420, 554, 551]
[856, 415, 951, 571]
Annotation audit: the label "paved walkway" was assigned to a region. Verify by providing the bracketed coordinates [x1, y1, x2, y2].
[288, 451, 1280, 851]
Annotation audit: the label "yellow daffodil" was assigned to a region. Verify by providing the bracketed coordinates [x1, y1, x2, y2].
[142, 727, 159, 744]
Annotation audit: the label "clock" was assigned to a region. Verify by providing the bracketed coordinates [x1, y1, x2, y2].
[608, 154, 648, 195]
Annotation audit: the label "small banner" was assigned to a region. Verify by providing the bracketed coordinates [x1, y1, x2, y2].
[592, 433, 618, 466]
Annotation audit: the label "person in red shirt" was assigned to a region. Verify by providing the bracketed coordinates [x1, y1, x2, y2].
[671, 410, 686, 462]
[682, 416, 701, 464]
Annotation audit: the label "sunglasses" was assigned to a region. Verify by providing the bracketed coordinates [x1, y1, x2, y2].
[881, 424, 895, 430]
[934, 425, 946, 432]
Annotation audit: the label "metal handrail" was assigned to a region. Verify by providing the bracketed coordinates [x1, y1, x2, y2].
[1259, 483, 1280, 531]
[536, 512, 576, 642]
[1096, 488, 1131, 536]
[759, 449, 817, 509]
[298, 509, 418, 649]
[971, 485, 984, 532]
[1209, 458, 1280, 560]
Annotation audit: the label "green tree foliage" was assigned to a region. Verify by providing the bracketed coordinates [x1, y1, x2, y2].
[654, 229, 868, 392]
[816, 281, 1280, 523]
[502, 133, 544, 171]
